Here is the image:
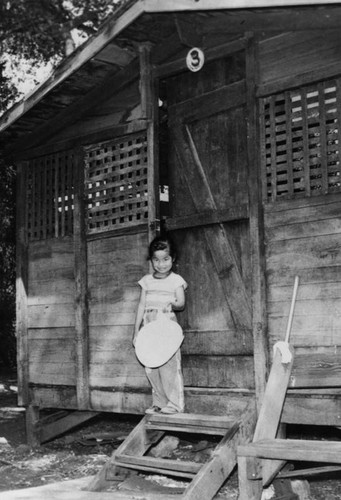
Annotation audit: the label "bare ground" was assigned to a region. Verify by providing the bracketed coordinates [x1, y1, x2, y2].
[1, 371, 341, 499]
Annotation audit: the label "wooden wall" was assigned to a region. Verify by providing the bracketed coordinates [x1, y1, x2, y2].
[22, 26, 341, 415]
[259, 30, 341, 390]
[88, 231, 151, 412]
[27, 238, 77, 408]
[258, 30, 341, 95]
[265, 195, 341, 387]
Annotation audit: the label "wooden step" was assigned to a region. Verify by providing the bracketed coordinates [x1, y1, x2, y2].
[238, 438, 341, 463]
[115, 453, 201, 479]
[146, 412, 234, 435]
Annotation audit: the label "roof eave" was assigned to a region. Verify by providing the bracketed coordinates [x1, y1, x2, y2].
[0, 0, 143, 135]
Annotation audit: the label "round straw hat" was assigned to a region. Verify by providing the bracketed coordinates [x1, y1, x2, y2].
[135, 316, 184, 368]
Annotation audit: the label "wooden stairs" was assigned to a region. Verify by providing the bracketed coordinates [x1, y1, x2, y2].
[87, 403, 257, 499]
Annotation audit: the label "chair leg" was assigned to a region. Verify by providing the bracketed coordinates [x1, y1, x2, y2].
[237, 456, 263, 500]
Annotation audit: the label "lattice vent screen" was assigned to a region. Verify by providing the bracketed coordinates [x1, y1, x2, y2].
[85, 133, 148, 234]
[27, 152, 75, 240]
[261, 78, 341, 201]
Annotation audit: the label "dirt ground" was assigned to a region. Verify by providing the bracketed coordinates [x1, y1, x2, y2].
[1, 371, 341, 499]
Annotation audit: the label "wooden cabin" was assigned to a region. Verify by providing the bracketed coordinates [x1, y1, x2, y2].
[1, 0, 341, 445]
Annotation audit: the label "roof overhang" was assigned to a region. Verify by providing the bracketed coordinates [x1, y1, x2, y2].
[1, 0, 340, 148]
[143, 0, 341, 11]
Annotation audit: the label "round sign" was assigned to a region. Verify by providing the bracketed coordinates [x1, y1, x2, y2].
[186, 47, 205, 72]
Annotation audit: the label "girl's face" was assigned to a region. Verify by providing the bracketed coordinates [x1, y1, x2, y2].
[151, 249, 174, 278]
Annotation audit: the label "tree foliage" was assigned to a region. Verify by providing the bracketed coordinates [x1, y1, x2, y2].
[0, 0, 120, 111]
[1, 0, 117, 61]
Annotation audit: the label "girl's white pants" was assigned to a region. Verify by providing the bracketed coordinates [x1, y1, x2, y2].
[145, 349, 185, 412]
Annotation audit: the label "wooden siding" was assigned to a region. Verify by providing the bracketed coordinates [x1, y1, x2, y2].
[264, 194, 341, 388]
[27, 238, 76, 387]
[166, 53, 254, 392]
[87, 231, 150, 412]
[258, 30, 341, 96]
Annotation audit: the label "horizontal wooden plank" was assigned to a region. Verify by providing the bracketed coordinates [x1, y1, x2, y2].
[268, 298, 341, 318]
[28, 280, 75, 305]
[182, 330, 253, 356]
[265, 201, 341, 227]
[28, 327, 75, 340]
[115, 454, 200, 475]
[87, 231, 147, 256]
[89, 312, 135, 326]
[266, 234, 341, 271]
[89, 376, 149, 389]
[29, 385, 77, 409]
[90, 388, 150, 414]
[28, 304, 75, 328]
[154, 37, 247, 79]
[89, 361, 144, 379]
[183, 355, 255, 389]
[283, 392, 341, 426]
[148, 412, 234, 429]
[28, 237, 74, 259]
[89, 298, 139, 315]
[144, 1, 341, 13]
[89, 286, 139, 304]
[29, 267, 74, 281]
[290, 352, 341, 388]
[263, 193, 341, 215]
[89, 386, 254, 416]
[266, 265, 341, 287]
[89, 326, 133, 353]
[90, 350, 141, 366]
[165, 204, 249, 231]
[266, 218, 341, 243]
[29, 339, 75, 363]
[268, 316, 341, 346]
[169, 80, 246, 123]
[238, 438, 341, 463]
[203, 7, 341, 32]
[268, 282, 341, 302]
[258, 30, 341, 89]
[29, 363, 76, 385]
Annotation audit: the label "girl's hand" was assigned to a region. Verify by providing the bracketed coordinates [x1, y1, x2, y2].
[171, 286, 186, 311]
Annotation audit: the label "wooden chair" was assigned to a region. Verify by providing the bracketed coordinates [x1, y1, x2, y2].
[237, 344, 341, 500]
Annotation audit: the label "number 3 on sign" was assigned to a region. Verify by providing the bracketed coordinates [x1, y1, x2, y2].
[186, 47, 204, 72]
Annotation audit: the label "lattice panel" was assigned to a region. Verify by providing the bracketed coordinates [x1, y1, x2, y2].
[27, 152, 75, 240]
[261, 79, 341, 201]
[85, 133, 148, 234]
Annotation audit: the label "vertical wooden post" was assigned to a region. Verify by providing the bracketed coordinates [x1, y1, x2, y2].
[245, 34, 269, 409]
[139, 43, 160, 242]
[73, 147, 90, 410]
[26, 404, 41, 447]
[16, 161, 29, 407]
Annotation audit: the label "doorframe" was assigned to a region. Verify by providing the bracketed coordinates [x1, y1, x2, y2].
[245, 33, 269, 408]
[145, 34, 269, 406]
[139, 43, 161, 242]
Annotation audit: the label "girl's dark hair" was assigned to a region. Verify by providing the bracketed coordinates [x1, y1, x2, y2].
[148, 233, 177, 260]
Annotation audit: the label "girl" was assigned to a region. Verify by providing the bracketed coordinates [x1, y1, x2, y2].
[133, 234, 187, 414]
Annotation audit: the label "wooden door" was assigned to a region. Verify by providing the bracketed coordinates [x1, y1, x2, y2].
[164, 51, 254, 390]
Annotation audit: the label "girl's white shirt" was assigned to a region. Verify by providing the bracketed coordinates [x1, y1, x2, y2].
[138, 272, 188, 310]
